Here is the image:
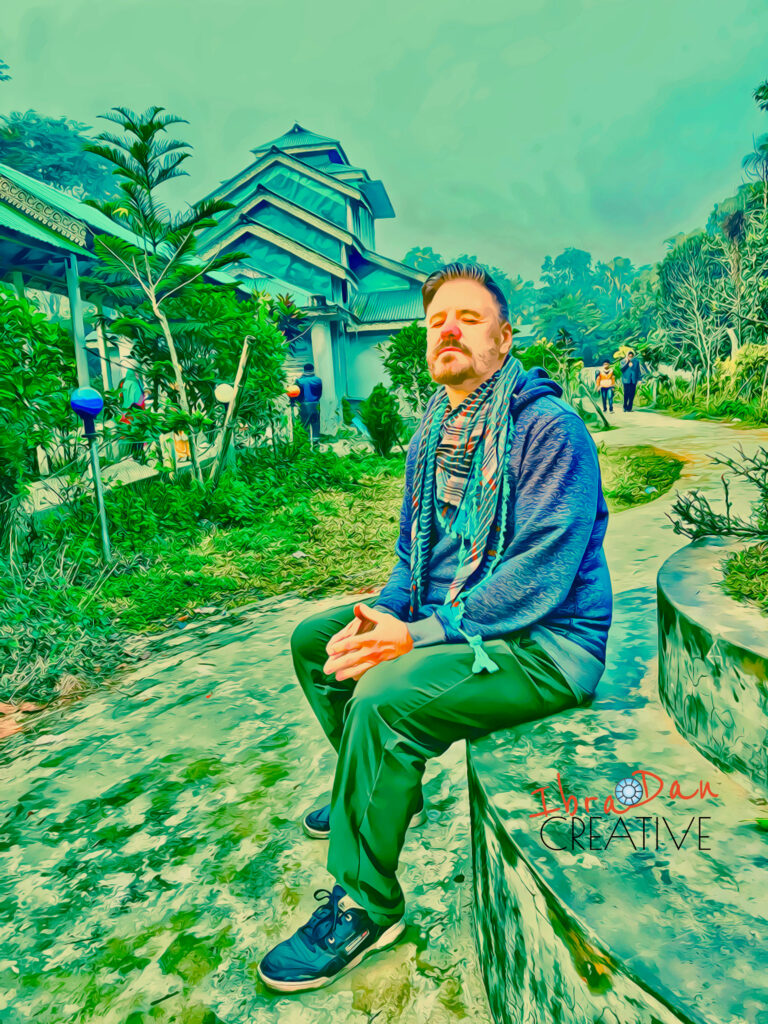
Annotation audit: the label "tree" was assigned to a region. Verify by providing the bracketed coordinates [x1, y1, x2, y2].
[742, 77, 768, 211]
[377, 322, 437, 416]
[533, 293, 603, 358]
[82, 105, 247, 483]
[0, 110, 120, 200]
[403, 246, 444, 273]
[742, 134, 768, 213]
[720, 209, 748, 353]
[0, 59, 10, 82]
[0, 289, 77, 539]
[656, 233, 730, 404]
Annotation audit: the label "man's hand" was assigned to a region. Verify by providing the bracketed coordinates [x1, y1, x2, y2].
[324, 603, 413, 682]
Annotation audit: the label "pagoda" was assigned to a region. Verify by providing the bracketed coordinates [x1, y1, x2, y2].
[198, 123, 427, 431]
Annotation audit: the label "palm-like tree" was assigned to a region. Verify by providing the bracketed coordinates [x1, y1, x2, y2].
[742, 134, 768, 212]
[83, 105, 245, 482]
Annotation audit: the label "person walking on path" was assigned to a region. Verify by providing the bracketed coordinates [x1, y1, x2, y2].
[620, 350, 643, 411]
[594, 360, 617, 412]
[258, 262, 613, 992]
[293, 363, 323, 446]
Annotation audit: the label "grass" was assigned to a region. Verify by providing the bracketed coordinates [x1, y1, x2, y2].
[1, 436, 685, 707]
[1, 442, 407, 705]
[637, 386, 768, 427]
[597, 444, 685, 512]
[721, 542, 768, 614]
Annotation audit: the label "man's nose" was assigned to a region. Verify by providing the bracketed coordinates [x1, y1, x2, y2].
[440, 318, 461, 340]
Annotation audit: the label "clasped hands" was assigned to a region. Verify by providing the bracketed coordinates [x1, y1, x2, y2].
[323, 603, 414, 682]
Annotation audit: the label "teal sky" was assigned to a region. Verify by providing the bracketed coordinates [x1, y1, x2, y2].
[2, 0, 767, 281]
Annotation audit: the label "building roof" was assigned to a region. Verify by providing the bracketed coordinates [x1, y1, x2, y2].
[250, 123, 348, 160]
[0, 161, 138, 247]
[351, 288, 424, 323]
[0, 200, 87, 255]
[312, 161, 369, 179]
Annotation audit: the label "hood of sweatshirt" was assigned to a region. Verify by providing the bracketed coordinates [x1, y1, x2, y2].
[510, 365, 563, 419]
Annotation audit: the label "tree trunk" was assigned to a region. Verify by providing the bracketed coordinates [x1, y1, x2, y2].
[154, 305, 203, 484]
[209, 335, 253, 490]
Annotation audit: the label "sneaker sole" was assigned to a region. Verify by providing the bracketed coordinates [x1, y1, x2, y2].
[302, 806, 427, 840]
[257, 919, 406, 992]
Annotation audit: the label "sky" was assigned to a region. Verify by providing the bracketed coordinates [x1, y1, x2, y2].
[1, 0, 767, 282]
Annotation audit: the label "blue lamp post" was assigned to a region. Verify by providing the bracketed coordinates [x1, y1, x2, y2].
[70, 387, 112, 562]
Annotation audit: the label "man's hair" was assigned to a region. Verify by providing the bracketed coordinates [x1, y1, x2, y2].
[627, 350, 634, 356]
[421, 261, 510, 324]
[303, 362, 314, 372]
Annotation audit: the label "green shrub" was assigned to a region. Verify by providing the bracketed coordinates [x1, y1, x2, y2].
[358, 384, 404, 457]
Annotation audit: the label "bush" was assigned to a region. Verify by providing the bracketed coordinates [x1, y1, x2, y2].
[358, 384, 405, 458]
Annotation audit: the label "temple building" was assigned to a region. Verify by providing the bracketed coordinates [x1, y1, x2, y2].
[198, 124, 428, 431]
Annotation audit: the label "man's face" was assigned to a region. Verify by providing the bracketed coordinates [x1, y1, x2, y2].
[424, 278, 513, 390]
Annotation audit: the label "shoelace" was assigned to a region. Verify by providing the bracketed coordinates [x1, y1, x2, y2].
[298, 888, 356, 947]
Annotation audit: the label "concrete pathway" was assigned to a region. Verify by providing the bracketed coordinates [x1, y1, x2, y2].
[1, 410, 766, 1024]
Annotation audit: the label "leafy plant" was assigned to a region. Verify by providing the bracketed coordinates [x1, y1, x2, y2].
[358, 384, 405, 457]
[0, 288, 79, 539]
[377, 321, 437, 416]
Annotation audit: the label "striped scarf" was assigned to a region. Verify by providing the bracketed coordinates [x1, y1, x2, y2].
[409, 352, 526, 673]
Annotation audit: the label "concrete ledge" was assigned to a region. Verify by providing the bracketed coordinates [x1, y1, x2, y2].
[657, 538, 768, 790]
[466, 589, 768, 1024]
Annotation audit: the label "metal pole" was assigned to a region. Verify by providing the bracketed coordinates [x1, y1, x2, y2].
[65, 255, 91, 388]
[88, 436, 112, 562]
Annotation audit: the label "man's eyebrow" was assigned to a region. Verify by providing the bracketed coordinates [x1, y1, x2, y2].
[428, 307, 485, 319]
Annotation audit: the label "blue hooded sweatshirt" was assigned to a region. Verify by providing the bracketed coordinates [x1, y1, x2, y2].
[372, 366, 613, 701]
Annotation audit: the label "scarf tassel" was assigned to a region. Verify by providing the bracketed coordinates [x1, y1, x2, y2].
[464, 630, 500, 675]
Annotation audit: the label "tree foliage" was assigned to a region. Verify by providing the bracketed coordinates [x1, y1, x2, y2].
[359, 384, 405, 458]
[377, 321, 438, 416]
[0, 289, 77, 538]
[0, 110, 120, 200]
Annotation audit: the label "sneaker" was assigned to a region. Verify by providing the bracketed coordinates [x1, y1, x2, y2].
[302, 794, 427, 839]
[257, 884, 405, 992]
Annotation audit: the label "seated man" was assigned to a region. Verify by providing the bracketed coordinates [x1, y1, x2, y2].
[258, 262, 613, 992]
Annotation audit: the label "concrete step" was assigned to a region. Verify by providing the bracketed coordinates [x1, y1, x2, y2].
[467, 586, 768, 1024]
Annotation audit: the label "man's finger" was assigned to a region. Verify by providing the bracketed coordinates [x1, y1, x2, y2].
[329, 634, 377, 655]
[347, 660, 380, 682]
[326, 617, 361, 654]
[324, 644, 379, 675]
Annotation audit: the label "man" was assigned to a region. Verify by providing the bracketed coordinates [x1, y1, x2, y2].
[258, 262, 613, 992]
[293, 362, 323, 446]
[620, 349, 643, 411]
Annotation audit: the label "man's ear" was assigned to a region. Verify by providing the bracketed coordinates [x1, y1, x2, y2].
[499, 320, 515, 356]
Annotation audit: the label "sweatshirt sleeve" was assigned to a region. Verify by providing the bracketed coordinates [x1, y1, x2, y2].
[371, 427, 421, 621]
[433, 413, 600, 642]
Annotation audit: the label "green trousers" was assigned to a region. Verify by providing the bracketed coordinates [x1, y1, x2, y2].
[290, 599, 586, 925]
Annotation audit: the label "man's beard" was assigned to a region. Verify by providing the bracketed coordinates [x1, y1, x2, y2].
[431, 362, 475, 386]
[429, 340, 501, 386]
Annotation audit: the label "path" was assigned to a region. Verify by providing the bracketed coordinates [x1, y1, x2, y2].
[1, 410, 766, 1024]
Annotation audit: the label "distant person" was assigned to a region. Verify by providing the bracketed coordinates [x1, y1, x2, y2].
[594, 360, 617, 412]
[294, 363, 323, 446]
[620, 350, 643, 412]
